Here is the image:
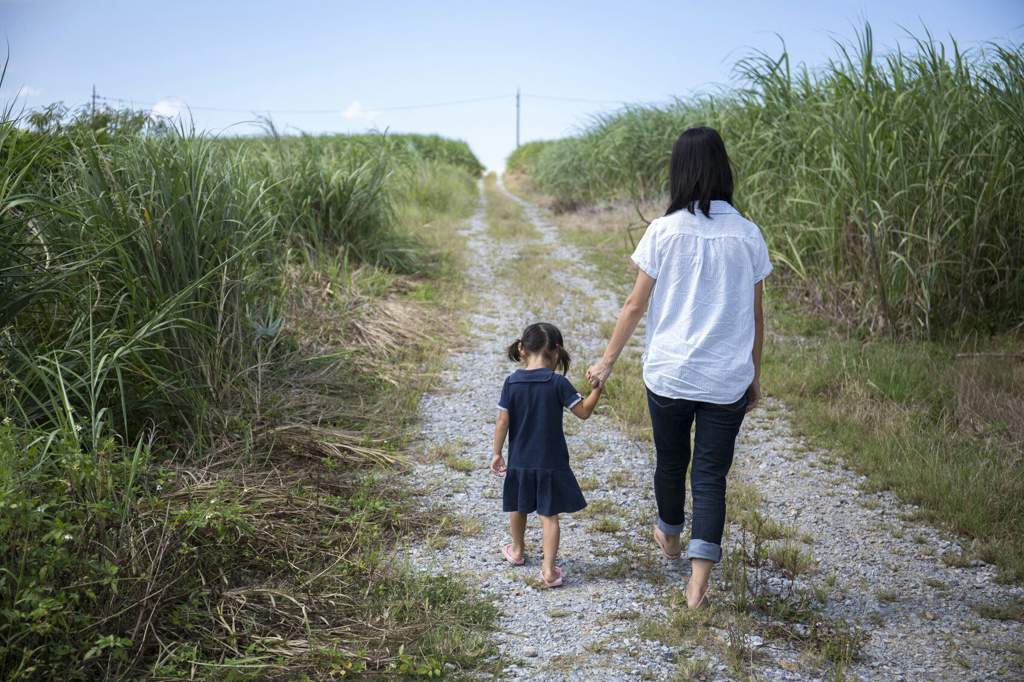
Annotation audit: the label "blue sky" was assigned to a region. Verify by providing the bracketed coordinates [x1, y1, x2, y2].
[2, 1, 1022, 170]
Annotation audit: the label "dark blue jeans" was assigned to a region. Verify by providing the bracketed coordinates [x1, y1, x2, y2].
[646, 388, 747, 562]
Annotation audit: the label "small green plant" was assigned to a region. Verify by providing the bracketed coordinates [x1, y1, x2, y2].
[972, 597, 1024, 622]
[769, 542, 817, 579]
[607, 469, 631, 487]
[675, 656, 710, 680]
[592, 516, 623, 533]
[875, 589, 900, 603]
[737, 510, 795, 541]
[941, 551, 972, 568]
[578, 498, 618, 517]
[444, 453, 476, 472]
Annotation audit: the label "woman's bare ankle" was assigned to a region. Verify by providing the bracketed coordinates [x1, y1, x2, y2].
[654, 525, 681, 554]
[686, 576, 710, 608]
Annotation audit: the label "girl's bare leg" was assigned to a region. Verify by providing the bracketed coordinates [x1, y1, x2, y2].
[509, 512, 527, 562]
[539, 514, 560, 581]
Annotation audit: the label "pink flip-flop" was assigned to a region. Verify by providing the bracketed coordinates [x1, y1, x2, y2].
[502, 543, 525, 566]
[541, 565, 564, 588]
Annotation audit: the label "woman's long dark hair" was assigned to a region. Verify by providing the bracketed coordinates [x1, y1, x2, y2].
[507, 322, 571, 374]
[664, 126, 734, 218]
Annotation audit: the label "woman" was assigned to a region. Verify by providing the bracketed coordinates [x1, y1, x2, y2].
[586, 126, 771, 609]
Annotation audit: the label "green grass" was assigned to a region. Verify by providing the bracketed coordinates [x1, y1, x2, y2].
[444, 453, 476, 472]
[516, 145, 1024, 584]
[515, 25, 1024, 336]
[972, 597, 1024, 622]
[591, 516, 623, 533]
[577, 498, 619, 517]
[607, 469, 632, 487]
[765, 299, 1024, 581]
[0, 93, 494, 679]
[483, 172, 539, 240]
[598, 351, 652, 441]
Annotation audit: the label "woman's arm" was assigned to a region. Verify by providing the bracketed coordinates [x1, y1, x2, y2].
[586, 269, 656, 388]
[746, 281, 764, 411]
[490, 410, 510, 474]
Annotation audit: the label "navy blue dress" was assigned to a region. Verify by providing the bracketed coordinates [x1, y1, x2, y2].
[498, 368, 588, 516]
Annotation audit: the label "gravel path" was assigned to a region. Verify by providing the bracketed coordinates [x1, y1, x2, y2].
[407, 183, 1024, 680]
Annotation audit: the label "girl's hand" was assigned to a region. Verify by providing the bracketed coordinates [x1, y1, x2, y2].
[490, 453, 507, 476]
[745, 378, 761, 412]
[586, 360, 612, 388]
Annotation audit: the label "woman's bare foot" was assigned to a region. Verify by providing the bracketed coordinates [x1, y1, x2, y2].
[685, 578, 710, 609]
[653, 525, 682, 559]
[686, 557, 714, 608]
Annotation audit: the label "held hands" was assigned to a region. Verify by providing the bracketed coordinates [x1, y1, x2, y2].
[585, 360, 612, 388]
[490, 453, 507, 476]
[745, 377, 761, 413]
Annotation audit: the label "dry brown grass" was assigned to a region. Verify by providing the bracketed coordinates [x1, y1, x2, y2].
[181, 275, 481, 664]
[83, 253, 497, 677]
[951, 352, 1024, 456]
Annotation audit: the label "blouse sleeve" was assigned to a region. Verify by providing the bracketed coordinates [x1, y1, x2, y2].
[497, 377, 511, 412]
[630, 221, 660, 279]
[753, 230, 773, 284]
[558, 375, 583, 409]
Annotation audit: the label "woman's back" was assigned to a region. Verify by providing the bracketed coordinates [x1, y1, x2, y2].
[631, 200, 771, 404]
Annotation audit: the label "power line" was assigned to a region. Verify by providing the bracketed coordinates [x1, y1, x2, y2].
[90, 89, 666, 152]
[94, 91, 657, 116]
[375, 94, 510, 111]
[96, 93, 512, 115]
[521, 93, 636, 105]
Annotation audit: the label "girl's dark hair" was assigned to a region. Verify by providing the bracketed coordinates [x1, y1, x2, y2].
[507, 322, 571, 374]
[664, 126, 734, 219]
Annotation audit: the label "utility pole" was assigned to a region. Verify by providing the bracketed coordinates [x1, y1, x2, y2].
[91, 84, 97, 118]
[515, 87, 520, 148]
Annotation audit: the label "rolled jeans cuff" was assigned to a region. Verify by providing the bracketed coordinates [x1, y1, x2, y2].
[687, 539, 722, 563]
[656, 515, 685, 536]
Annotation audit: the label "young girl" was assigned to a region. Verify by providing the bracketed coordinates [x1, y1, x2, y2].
[490, 322, 603, 588]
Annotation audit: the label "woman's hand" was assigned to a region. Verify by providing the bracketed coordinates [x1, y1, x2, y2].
[745, 377, 761, 412]
[586, 360, 613, 388]
[490, 453, 507, 476]
[588, 270, 653, 388]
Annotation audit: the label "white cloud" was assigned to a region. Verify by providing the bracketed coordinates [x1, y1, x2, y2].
[342, 100, 376, 121]
[16, 86, 42, 97]
[151, 98, 186, 118]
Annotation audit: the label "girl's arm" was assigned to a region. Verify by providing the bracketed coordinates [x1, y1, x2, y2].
[746, 281, 764, 412]
[586, 270, 656, 387]
[570, 384, 604, 420]
[490, 410, 510, 474]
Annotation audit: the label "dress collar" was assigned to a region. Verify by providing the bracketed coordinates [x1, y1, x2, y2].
[508, 368, 555, 383]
